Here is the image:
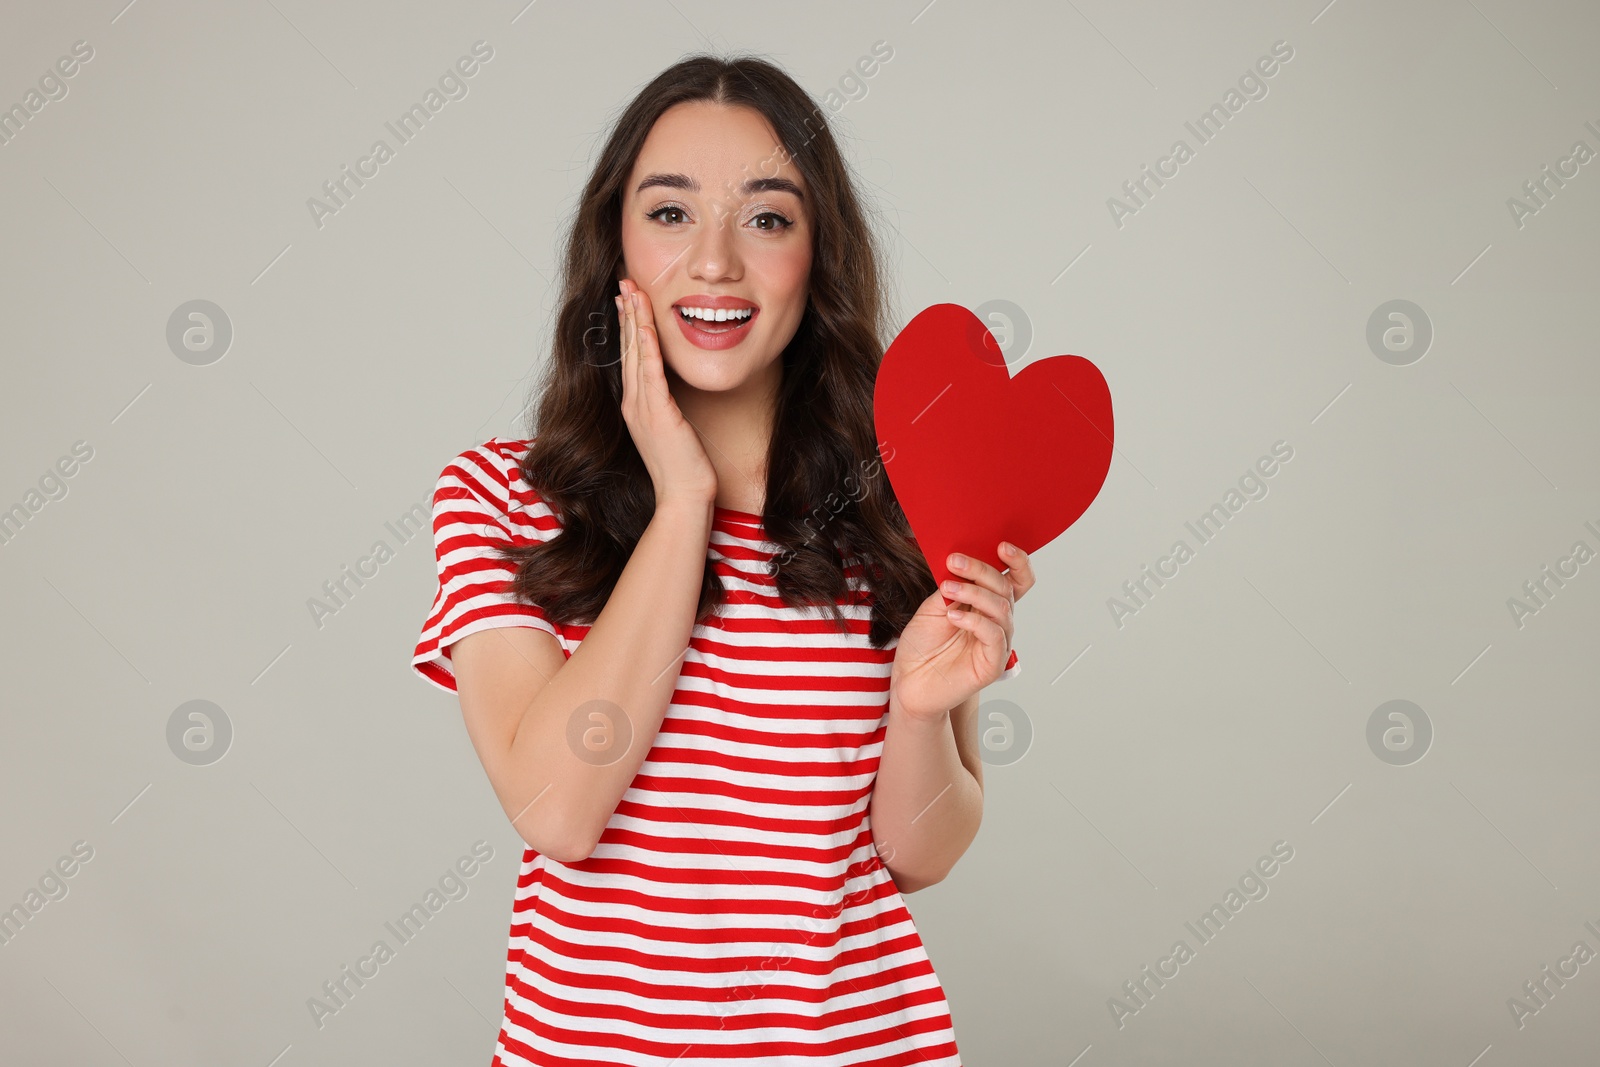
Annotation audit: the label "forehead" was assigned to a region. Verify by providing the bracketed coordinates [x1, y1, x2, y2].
[628, 101, 804, 198]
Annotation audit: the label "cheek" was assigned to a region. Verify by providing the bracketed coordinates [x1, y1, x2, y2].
[620, 222, 671, 273]
[758, 249, 812, 307]
[619, 232, 674, 309]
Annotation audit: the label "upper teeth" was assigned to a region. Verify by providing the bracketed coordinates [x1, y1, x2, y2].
[678, 306, 753, 322]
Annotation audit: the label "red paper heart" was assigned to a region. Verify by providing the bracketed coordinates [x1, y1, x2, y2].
[873, 303, 1114, 590]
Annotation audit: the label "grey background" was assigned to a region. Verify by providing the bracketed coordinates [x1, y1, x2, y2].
[2, 0, 1597, 1064]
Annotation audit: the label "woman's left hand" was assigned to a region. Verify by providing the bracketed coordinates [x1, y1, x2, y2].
[890, 542, 1035, 722]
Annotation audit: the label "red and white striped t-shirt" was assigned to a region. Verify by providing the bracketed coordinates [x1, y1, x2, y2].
[412, 438, 1019, 1067]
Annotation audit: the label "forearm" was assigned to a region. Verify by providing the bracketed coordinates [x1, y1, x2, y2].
[507, 496, 714, 855]
[868, 694, 983, 892]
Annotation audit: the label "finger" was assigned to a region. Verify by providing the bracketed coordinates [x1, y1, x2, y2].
[948, 552, 1010, 602]
[898, 590, 967, 692]
[634, 292, 667, 397]
[615, 294, 630, 388]
[635, 292, 657, 357]
[940, 578, 1014, 632]
[637, 307, 677, 423]
[945, 602, 1009, 657]
[617, 293, 631, 396]
[630, 294, 652, 418]
[624, 290, 641, 397]
[999, 541, 1036, 600]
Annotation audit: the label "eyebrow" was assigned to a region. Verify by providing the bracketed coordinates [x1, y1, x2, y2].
[634, 172, 805, 203]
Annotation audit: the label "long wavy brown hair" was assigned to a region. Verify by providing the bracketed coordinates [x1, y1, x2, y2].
[502, 52, 933, 649]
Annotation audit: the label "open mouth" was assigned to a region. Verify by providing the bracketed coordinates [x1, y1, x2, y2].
[672, 304, 759, 349]
[676, 306, 755, 332]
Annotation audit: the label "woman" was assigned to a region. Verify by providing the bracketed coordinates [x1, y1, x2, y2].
[413, 53, 1032, 1066]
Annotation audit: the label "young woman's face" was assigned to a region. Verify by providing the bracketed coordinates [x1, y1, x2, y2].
[619, 101, 812, 398]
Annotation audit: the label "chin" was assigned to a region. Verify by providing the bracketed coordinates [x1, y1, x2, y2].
[667, 366, 750, 394]
[664, 350, 764, 390]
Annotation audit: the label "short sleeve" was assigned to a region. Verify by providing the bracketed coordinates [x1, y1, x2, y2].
[411, 438, 566, 694]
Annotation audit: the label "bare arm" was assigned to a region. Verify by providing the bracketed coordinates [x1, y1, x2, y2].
[872, 541, 1032, 892]
[869, 691, 984, 894]
[449, 277, 722, 864]
[450, 495, 714, 862]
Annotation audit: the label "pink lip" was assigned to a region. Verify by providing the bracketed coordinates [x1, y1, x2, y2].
[673, 294, 759, 311]
[672, 305, 759, 350]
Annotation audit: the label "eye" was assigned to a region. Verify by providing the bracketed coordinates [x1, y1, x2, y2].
[753, 211, 794, 232]
[646, 205, 688, 225]
[645, 204, 795, 233]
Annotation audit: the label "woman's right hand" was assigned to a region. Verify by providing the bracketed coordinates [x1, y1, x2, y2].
[615, 278, 719, 509]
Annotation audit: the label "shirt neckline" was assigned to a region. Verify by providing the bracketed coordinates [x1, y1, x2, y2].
[713, 505, 764, 532]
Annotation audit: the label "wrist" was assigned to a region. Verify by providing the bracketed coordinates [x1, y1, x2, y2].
[887, 690, 951, 729]
[653, 494, 715, 522]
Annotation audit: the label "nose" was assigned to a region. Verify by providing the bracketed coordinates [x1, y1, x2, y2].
[686, 199, 743, 283]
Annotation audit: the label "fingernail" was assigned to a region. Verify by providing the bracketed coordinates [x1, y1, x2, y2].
[950, 554, 967, 568]
[1000, 542, 1014, 555]
[942, 580, 960, 595]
